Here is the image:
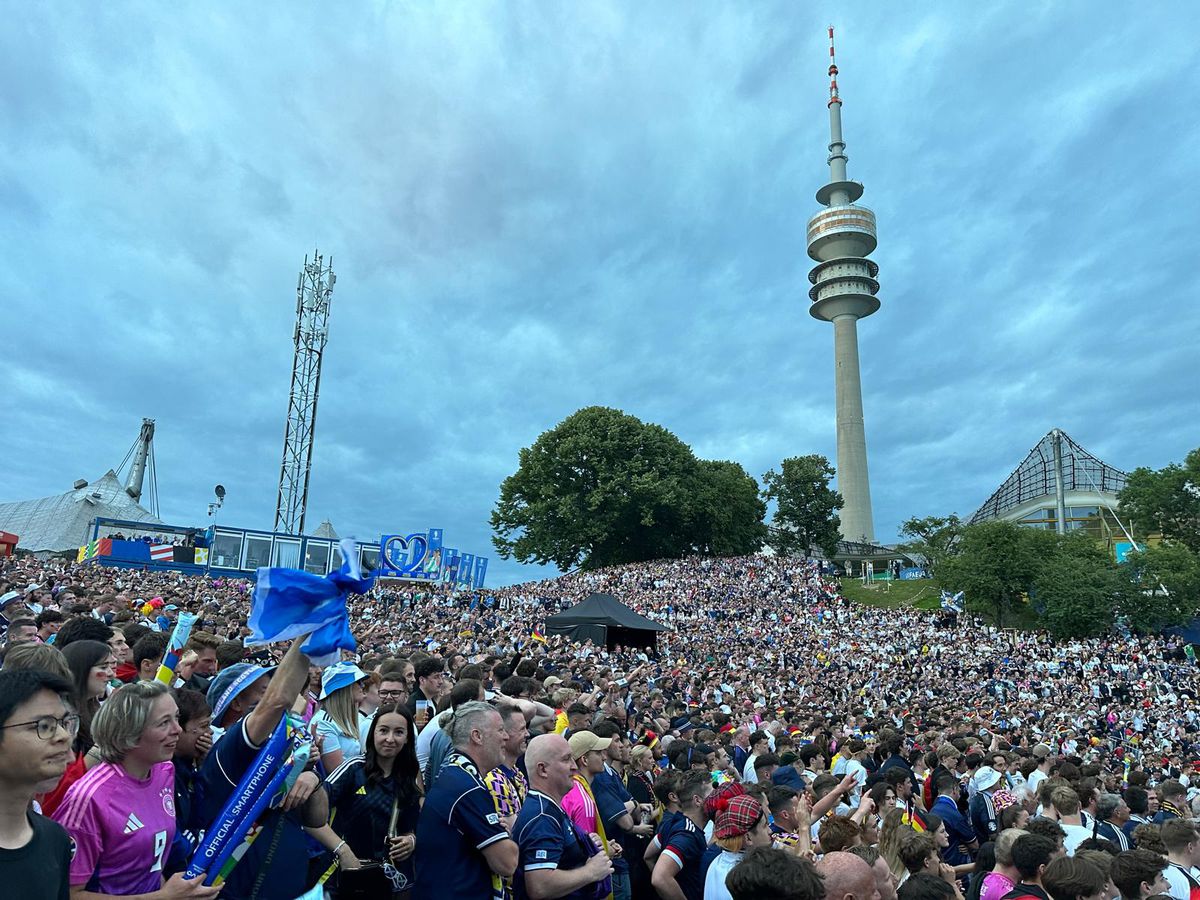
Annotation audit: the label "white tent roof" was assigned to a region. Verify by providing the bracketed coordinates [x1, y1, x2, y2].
[0, 470, 162, 553]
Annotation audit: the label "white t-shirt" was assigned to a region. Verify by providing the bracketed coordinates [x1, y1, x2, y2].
[743, 754, 760, 783]
[1061, 823, 1092, 857]
[704, 850, 743, 900]
[416, 710, 448, 769]
[846, 759, 867, 804]
[1028, 768, 1048, 796]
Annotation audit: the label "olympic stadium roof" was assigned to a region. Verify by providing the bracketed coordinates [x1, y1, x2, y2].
[968, 429, 1128, 524]
[0, 470, 162, 553]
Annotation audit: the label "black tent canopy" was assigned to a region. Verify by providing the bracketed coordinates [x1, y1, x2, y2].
[544, 592, 667, 649]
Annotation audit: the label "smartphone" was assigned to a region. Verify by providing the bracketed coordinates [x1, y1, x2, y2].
[416, 699, 432, 716]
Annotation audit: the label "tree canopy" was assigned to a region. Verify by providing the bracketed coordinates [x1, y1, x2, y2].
[1034, 532, 1140, 638]
[1118, 447, 1200, 553]
[490, 407, 766, 571]
[937, 520, 1047, 628]
[897, 514, 963, 577]
[760, 455, 842, 558]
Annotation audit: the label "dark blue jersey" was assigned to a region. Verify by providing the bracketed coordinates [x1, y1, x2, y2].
[414, 751, 510, 900]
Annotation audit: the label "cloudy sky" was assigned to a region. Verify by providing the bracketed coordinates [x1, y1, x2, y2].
[4, 3, 1196, 586]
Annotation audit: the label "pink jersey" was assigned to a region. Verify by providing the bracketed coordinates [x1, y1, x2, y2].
[980, 870, 1015, 900]
[53, 760, 176, 895]
[561, 781, 598, 835]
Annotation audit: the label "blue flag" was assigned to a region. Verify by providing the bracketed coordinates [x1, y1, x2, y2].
[246, 538, 375, 666]
[939, 590, 964, 614]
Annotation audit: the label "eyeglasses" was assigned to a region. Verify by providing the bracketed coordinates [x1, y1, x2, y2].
[379, 690, 406, 699]
[1, 714, 81, 741]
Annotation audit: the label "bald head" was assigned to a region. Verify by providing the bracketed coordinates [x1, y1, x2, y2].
[526, 733, 576, 800]
[526, 733, 568, 770]
[818, 851, 881, 900]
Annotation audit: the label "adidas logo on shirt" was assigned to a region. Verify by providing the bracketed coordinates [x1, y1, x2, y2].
[123, 813, 144, 834]
[356, 787, 367, 795]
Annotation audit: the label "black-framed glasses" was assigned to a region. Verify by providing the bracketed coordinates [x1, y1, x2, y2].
[1, 714, 80, 741]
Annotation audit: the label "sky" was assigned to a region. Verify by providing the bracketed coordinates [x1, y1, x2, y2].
[3, 2, 1197, 587]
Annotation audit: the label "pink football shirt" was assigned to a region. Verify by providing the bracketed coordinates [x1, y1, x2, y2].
[53, 760, 176, 895]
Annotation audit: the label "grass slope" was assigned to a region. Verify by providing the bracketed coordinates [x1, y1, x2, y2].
[838, 578, 940, 610]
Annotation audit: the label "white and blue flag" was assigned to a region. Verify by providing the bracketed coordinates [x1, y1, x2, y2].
[245, 538, 375, 666]
[939, 590, 964, 614]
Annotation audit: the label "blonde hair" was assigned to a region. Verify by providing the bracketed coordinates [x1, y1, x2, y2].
[878, 808, 909, 878]
[716, 834, 747, 852]
[631, 745, 654, 767]
[321, 683, 363, 740]
[93, 681, 171, 763]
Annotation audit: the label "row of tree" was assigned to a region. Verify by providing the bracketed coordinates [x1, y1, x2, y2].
[490, 407, 841, 571]
[899, 447, 1200, 636]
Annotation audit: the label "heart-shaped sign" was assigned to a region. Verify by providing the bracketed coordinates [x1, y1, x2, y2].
[383, 534, 429, 576]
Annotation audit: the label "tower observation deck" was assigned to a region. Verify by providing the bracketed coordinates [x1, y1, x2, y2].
[806, 27, 879, 543]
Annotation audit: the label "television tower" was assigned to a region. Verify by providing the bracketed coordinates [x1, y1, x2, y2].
[807, 26, 880, 543]
[274, 250, 336, 535]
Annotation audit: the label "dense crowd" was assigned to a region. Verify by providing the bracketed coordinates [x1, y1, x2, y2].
[2, 551, 1200, 900]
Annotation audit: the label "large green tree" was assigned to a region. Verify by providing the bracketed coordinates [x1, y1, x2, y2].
[690, 460, 768, 556]
[1118, 448, 1200, 553]
[937, 521, 1051, 628]
[490, 407, 766, 570]
[897, 514, 963, 577]
[1035, 532, 1139, 637]
[1122, 542, 1200, 631]
[761, 455, 842, 558]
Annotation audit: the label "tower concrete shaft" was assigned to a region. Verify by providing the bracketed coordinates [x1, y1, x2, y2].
[275, 250, 336, 535]
[806, 26, 879, 543]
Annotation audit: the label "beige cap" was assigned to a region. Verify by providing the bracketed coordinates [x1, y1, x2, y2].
[568, 730, 612, 759]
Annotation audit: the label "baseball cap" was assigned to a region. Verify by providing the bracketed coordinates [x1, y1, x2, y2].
[320, 661, 369, 699]
[543, 676, 564, 689]
[973, 766, 1002, 791]
[568, 731, 612, 759]
[207, 663, 271, 723]
[714, 794, 765, 839]
[1031, 743, 1052, 758]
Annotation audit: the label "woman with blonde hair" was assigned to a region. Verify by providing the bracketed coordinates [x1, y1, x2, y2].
[313, 661, 371, 770]
[879, 807, 910, 879]
[52, 681, 214, 899]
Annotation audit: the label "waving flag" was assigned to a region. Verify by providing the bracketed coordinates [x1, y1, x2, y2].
[939, 590, 964, 614]
[531, 626, 547, 644]
[245, 538, 375, 666]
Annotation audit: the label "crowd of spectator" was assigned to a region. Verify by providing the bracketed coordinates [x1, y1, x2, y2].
[1, 550, 1199, 900]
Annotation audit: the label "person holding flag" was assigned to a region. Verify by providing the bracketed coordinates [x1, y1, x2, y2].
[194, 638, 325, 900]
[194, 538, 374, 900]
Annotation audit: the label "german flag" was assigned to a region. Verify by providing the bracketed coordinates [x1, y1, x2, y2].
[531, 626, 547, 644]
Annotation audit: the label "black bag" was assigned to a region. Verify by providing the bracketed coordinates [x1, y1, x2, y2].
[336, 861, 392, 900]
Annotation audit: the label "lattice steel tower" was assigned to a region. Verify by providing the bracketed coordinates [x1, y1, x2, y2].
[274, 250, 336, 534]
[807, 27, 880, 543]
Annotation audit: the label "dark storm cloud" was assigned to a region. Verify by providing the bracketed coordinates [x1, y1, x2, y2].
[3, 3, 1195, 585]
